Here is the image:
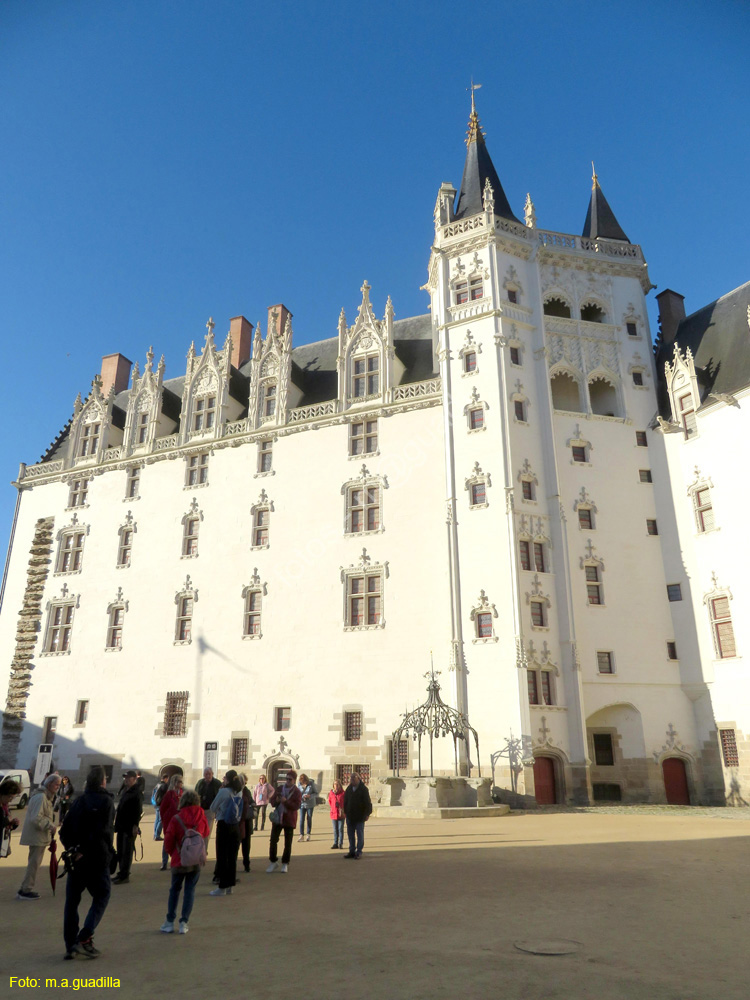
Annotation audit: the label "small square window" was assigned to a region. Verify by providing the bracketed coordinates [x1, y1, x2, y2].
[470, 483, 486, 506]
[626, 322, 638, 337]
[275, 707, 291, 731]
[639, 469, 652, 483]
[68, 478, 89, 508]
[186, 453, 209, 487]
[635, 431, 648, 447]
[667, 584, 682, 602]
[632, 371, 644, 386]
[667, 642, 678, 660]
[646, 519, 658, 535]
[75, 700, 89, 725]
[572, 445, 587, 463]
[509, 346, 521, 366]
[593, 733, 615, 766]
[507, 289, 518, 304]
[463, 351, 477, 373]
[514, 400, 526, 422]
[597, 651, 614, 674]
[469, 408, 484, 430]
[350, 419, 378, 456]
[344, 711, 362, 741]
[476, 612, 493, 638]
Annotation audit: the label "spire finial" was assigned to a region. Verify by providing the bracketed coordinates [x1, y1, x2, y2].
[465, 81, 485, 146]
[591, 161, 598, 188]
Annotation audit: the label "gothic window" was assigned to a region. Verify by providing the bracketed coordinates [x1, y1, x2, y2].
[56, 530, 85, 573]
[174, 577, 197, 645]
[709, 596, 736, 659]
[527, 668, 554, 706]
[352, 355, 379, 398]
[192, 394, 217, 432]
[252, 509, 269, 547]
[597, 651, 614, 674]
[533, 542, 547, 573]
[543, 296, 571, 319]
[465, 387, 488, 433]
[632, 371, 644, 387]
[588, 375, 619, 417]
[580, 301, 606, 323]
[469, 591, 498, 643]
[521, 478, 535, 502]
[67, 479, 89, 508]
[550, 371, 583, 412]
[163, 691, 188, 736]
[44, 601, 75, 653]
[507, 288, 518, 304]
[509, 345, 522, 367]
[513, 398, 527, 423]
[257, 439, 273, 474]
[125, 467, 140, 499]
[261, 382, 277, 420]
[471, 483, 486, 506]
[455, 276, 484, 304]
[527, 669, 538, 705]
[530, 601, 546, 627]
[520, 539, 531, 571]
[350, 420, 378, 456]
[346, 485, 380, 533]
[78, 422, 101, 458]
[185, 453, 209, 487]
[626, 321, 638, 337]
[136, 411, 149, 445]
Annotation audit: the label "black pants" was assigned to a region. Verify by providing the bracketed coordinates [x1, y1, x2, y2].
[269, 823, 294, 864]
[64, 863, 111, 952]
[115, 831, 134, 878]
[215, 821, 240, 889]
[241, 825, 252, 870]
[253, 804, 267, 831]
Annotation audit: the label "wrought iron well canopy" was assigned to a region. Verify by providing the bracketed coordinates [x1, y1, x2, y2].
[391, 669, 480, 778]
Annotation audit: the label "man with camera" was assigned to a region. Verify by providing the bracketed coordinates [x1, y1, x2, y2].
[59, 765, 115, 960]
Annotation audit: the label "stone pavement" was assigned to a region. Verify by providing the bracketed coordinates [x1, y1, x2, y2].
[2, 808, 749, 1000]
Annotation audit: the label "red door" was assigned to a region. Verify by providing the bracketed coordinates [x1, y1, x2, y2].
[533, 756, 556, 805]
[662, 757, 690, 804]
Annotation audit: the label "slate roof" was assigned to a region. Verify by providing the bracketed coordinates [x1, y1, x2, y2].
[453, 112, 519, 224]
[655, 280, 750, 414]
[582, 177, 630, 243]
[38, 314, 435, 461]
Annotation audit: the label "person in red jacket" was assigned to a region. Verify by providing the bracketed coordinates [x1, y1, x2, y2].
[327, 779, 345, 849]
[161, 790, 209, 934]
[266, 770, 301, 874]
[158, 775, 183, 870]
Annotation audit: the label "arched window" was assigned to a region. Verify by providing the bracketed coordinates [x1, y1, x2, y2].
[580, 301, 606, 323]
[550, 371, 582, 412]
[543, 297, 571, 319]
[588, 375, 620, 417]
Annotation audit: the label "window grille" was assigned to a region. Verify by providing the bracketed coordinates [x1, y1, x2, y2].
[593, 733, 614, 766]
[231, 738, 248, 766]
[388, 739, 408, 770]
[344, 711, 363, 741]
[336, 763, 370, 785]
[163, 691, 188, 736]
[597, 651, 614, 674]
[720, 729, 739, 768]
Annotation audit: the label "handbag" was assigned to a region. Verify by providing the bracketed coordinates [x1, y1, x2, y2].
[268, 807, 281, 826]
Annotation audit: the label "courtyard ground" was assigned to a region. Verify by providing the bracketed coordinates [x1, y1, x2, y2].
[1, 806, 749, 1000]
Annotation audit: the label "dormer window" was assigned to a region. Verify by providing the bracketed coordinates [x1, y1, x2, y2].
[352, 356, 379, 398]
[193, 395, 216, 432]
[136, 412, 149, 444]
[78, 423, 100, 458]
[677, 393, 696, 438]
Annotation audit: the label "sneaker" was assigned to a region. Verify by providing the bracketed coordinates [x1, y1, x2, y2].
[112, 875, 129, 884]
[179, 922, 189, 935]
[280, 863, 288, 873]
[305, 835, 311, 841]
[298, 835, 304, 842]
[266, 862, 279, 873]
[209, 887, 227, 896]
[16, 890, 41, 900]
[77, 940, 100, 958]
[160, 921, 175, 934]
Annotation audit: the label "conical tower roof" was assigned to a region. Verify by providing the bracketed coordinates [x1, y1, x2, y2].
[582, 165, 630, 242]
[454, 95, 519, 223]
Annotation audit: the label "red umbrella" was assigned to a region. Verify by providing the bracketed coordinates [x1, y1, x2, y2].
[49, 837, 59, 895]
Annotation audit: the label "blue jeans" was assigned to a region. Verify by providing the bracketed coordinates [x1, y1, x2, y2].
[299, 809, 313, 835]
[64, 863, 111, 951]
[346, 819, 365, 856]
[332, 818, 344, 846]
[166, 868, 200, 924]
[154, 810, 162, 839]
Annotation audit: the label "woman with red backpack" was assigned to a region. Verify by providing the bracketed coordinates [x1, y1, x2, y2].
[161, 790, 209, 935]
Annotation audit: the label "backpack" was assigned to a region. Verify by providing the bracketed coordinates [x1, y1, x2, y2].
[150, 787, 158, 807]
[226, 792, 243, 826]
[176, 816, 206, 868]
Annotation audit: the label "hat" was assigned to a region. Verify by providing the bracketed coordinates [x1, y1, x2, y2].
[123, 769, 138, 778]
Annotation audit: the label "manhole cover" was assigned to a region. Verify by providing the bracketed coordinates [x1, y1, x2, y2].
[514, 939, 582, 956]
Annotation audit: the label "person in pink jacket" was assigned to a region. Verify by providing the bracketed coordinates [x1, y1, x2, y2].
[161, 790, 209, 934]
[253, 774, 273, 832]
[328, 779, 345, 849]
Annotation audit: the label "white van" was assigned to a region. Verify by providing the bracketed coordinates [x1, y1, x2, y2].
[0, 769, 31, 809]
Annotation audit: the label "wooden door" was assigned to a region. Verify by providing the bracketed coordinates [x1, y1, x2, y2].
[533, 755, 556, 805]
[662, 757, 690, 805]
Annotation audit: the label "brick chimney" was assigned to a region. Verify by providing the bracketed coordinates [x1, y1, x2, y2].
[655, 290, 686, 346]
[100, 353, 133, 396]
[229, 316, 253, 368]
[267, 304, 293, 341]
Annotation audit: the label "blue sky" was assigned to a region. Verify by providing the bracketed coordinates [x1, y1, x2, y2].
[1, 0, 748, 561]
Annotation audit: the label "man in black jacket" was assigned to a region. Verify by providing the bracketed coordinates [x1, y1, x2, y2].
[343, 771, 372, 859]
[195, 767, 222, 849]
[60, 766, 115, 960]
[112, 770, 142, 884]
